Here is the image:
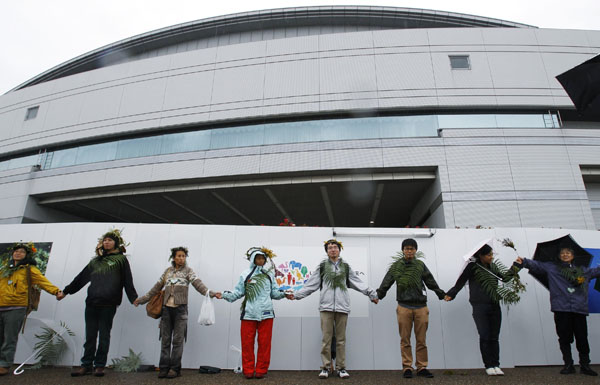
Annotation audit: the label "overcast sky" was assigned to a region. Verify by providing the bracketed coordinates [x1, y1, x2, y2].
[2, 0, 599, 94]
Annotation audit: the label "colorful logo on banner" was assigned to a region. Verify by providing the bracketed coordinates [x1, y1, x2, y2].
[586, 248, 600, 313]
[276, 260, 311, 291]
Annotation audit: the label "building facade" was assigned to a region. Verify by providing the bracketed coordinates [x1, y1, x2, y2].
[1, 6, 599, 229]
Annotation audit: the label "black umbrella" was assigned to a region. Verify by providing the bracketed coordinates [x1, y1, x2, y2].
[530, 234, 593, 289]
[556, 54, 600, 118]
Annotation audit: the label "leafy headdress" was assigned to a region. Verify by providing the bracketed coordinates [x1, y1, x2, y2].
[323, 239, 343, 252]
[241, 246, 277, 310]
[95, 228, 128, 257]
[1, 242, 39, 278]
[245, 246, 276, 272]
[89, 228, 129, 274]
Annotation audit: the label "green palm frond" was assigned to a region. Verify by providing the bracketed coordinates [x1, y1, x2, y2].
[240, 271, 272, 312]
[320, 259, 349, 292]
[31, 321, 75, 369]
[88, 253, 126, 275]
[560, 265, 586, 287]
[472, 260, 526, 306]
[388, 256, 425, 292]
[111, 348, 143, 372]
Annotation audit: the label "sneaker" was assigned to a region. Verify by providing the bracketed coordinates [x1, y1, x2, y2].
[403, 369, 413, 378]
[338, 369, 350, 378]
[580, 365, 598, 376]
[319, 369, 329, 379]
[560, 363, 575, 374]
[486, 368, 497, 376]
[493, 367, 504, 376]
[71, 366, 93, 377]
[417, 368, 434, 378]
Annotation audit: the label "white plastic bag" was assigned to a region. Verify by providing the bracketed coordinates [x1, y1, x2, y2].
[198, 290, 215, 326]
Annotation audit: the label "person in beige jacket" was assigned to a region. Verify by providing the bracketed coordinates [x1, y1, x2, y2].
[134, 247, 221, 378]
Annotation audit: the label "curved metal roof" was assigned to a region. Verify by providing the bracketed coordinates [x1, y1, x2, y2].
[13, 6, 535, 91]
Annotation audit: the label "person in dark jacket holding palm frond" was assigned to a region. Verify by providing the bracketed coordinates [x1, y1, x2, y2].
[445, 243, 524, 376]
[221, 247, 285, 380]
[376, 238, 445, 379]
[58, 229, 137, 378]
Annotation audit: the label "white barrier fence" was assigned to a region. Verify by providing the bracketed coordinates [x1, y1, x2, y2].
[3, 223, 599, 370]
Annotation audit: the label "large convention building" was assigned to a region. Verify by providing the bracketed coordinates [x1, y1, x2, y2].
[1, 6, 599, 230]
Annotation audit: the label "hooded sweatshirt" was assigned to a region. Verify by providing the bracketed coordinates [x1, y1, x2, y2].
[294, 257, 377, 314]
[223, 253, 285, 321]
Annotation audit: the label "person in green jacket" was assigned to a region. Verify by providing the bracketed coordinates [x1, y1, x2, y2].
[221, 247, 285, 379]
[376, 238, 445, 379]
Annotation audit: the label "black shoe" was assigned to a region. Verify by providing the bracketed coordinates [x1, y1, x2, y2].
[403, 369, 413, 378]
[580, 365, 598, 376]
[560, 364, 575, 374]
[158, 369, 169, 378]
[417, 368, 434, 378]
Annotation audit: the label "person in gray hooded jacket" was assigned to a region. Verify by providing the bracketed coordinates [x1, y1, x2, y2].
[287, 239, 378, 379]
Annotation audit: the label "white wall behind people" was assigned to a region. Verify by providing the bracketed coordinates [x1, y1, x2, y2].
[2, 223, 599, 370]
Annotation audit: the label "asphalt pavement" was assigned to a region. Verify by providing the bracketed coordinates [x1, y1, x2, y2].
[1, 365, 599, 385]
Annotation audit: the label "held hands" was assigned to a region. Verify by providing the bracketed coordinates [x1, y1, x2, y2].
[444, 295, 453, 302]
[515, 256, 523, 264]
[285, 293, 295, 300]
[214, 292, 223, 299]
[56, 291, 65, 301]
[371, 298, 379, 304]
[133, 298, 140, 307]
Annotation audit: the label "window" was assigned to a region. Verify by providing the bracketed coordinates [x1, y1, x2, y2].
[449, 55, 470, 70]
[25, 106, 39, 121]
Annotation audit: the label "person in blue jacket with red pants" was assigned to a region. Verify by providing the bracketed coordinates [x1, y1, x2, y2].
[222, 247, 285, 379]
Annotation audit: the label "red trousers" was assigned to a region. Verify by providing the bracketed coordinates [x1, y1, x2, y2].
[240, 318, 273, 376]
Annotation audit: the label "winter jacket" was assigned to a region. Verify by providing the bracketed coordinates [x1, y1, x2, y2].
[376, 258, 445, 307]
[63, 252, 137, 306]
[137, 264, 213, 306]
[0, 264, 59, 307]
[223, 254, 285, 321]
[521, 258, 600, 315]
[294, 258, 377, 314]
[446, 261, 518, 305]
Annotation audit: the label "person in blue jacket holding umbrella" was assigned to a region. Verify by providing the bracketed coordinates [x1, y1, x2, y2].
[221, 247, 285, 379]
[516, 245, 600, 376]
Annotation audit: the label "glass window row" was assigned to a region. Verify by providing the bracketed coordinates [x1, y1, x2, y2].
[0, 113, 558, 172]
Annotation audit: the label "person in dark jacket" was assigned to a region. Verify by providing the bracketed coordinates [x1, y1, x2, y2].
[516, 246, 600, 376]
[58, 229, 137, 377]
[444, 243, 520, 376]
[376, 238, 445, 379]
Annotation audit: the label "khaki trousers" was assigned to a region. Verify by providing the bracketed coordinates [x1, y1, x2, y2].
[320, 311, 348, 370]
[397, 305, 429, 371]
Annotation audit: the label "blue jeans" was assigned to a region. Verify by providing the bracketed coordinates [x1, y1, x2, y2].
[81, 305, 117, 368]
